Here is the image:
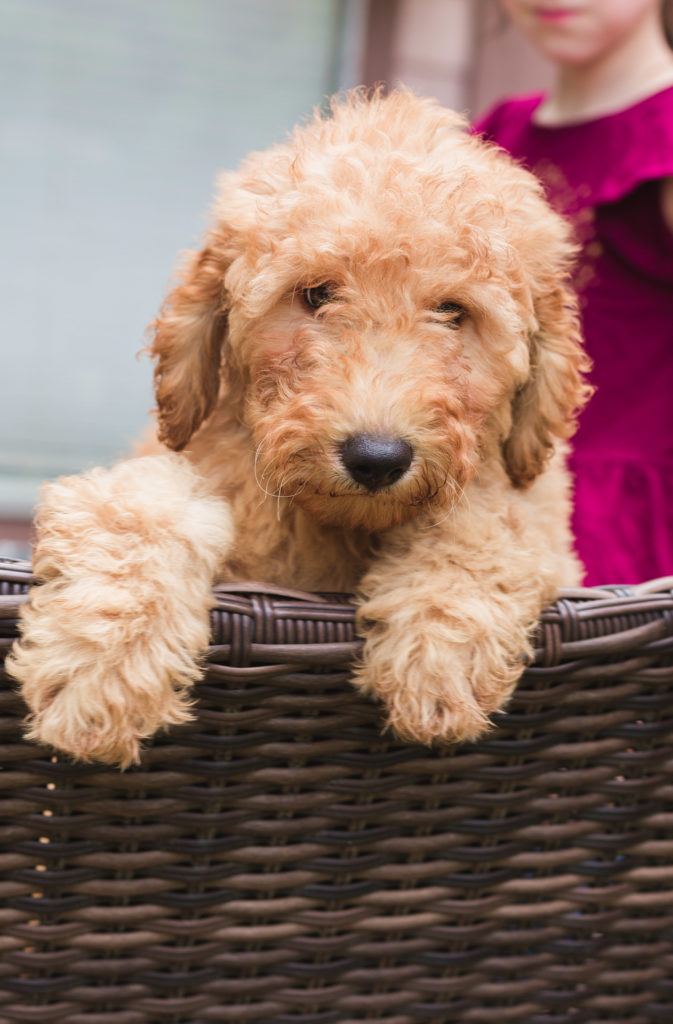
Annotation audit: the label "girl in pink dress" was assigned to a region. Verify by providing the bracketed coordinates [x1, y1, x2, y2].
[474, 1, 673, 585]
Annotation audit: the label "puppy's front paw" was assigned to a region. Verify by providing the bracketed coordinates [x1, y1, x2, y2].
[353, 603, 528, 745]
[21, 660, 194, 769]
[8, 575, 209, 768]
[7, 454, 234, 766]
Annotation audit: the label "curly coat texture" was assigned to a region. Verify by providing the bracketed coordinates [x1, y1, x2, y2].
[9, 90, 591, 766]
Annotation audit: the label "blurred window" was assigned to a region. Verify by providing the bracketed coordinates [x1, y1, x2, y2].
[0, 0, 360, 516]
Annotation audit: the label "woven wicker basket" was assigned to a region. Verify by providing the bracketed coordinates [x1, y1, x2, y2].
[1, 557, 673, 1024]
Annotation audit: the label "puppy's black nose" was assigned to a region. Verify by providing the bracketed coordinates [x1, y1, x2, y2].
[341, 435, 413, 491]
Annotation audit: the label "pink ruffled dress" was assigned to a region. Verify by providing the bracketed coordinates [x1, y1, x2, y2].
[474, 88, 673, 586]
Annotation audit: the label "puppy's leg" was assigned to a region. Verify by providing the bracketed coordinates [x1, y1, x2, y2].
[7, 454, 233, 766]
[353, 510, 570, 745]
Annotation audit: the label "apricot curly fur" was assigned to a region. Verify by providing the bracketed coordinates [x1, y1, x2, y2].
[8, 89, 591, 765]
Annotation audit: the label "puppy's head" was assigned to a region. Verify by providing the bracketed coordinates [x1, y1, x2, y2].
[149, 89, 590, 531]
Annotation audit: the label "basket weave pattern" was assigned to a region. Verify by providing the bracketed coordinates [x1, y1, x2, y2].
[1, 559, 673, 1023]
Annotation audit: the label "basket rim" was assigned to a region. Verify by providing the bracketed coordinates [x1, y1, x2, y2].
[2, 558, 673, 677]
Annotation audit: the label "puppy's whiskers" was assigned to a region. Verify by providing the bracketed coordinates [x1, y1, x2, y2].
[419, 505, 454, 530]
[412, 468, 470, 530]
[253, 441, 285, 501]
[254, 441, 307, 511]
[420, 486, 464, 530]
[448, 474, 467, 504]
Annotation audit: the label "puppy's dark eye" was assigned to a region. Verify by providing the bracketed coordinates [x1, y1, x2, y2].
[303, 282, 337, 310]
[434, 301, 466, 328]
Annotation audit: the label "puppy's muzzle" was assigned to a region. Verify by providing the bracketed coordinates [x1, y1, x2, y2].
[340, 435, 413, 492]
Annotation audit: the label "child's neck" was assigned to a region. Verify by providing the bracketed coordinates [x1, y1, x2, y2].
[536, 16, 673, 125]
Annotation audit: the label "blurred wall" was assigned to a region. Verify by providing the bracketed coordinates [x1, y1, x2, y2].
[363, 0, 475, 110]
[361, 0, 553, 116]
[470, 0, 553, 118]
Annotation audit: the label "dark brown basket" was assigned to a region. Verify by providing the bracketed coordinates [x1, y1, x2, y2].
[1, 557, 673, 1024]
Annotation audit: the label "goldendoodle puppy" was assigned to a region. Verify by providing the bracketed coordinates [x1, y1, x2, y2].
[9, 90, 591, 767]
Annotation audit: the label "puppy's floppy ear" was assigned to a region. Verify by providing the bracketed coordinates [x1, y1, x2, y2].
[148, 234, 231, 451]
[503, 282, 592, 488]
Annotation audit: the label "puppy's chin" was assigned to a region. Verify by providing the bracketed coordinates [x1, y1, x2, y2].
[294, 488, 430, 533]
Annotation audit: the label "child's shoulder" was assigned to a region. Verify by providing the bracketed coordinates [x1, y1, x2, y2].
[473, 86, 673, 204]
[575, 86, 673, 202]
[472, 93, 544, 140]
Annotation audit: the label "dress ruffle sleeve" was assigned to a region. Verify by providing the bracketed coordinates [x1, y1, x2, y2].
[473, 87, 673, 205]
